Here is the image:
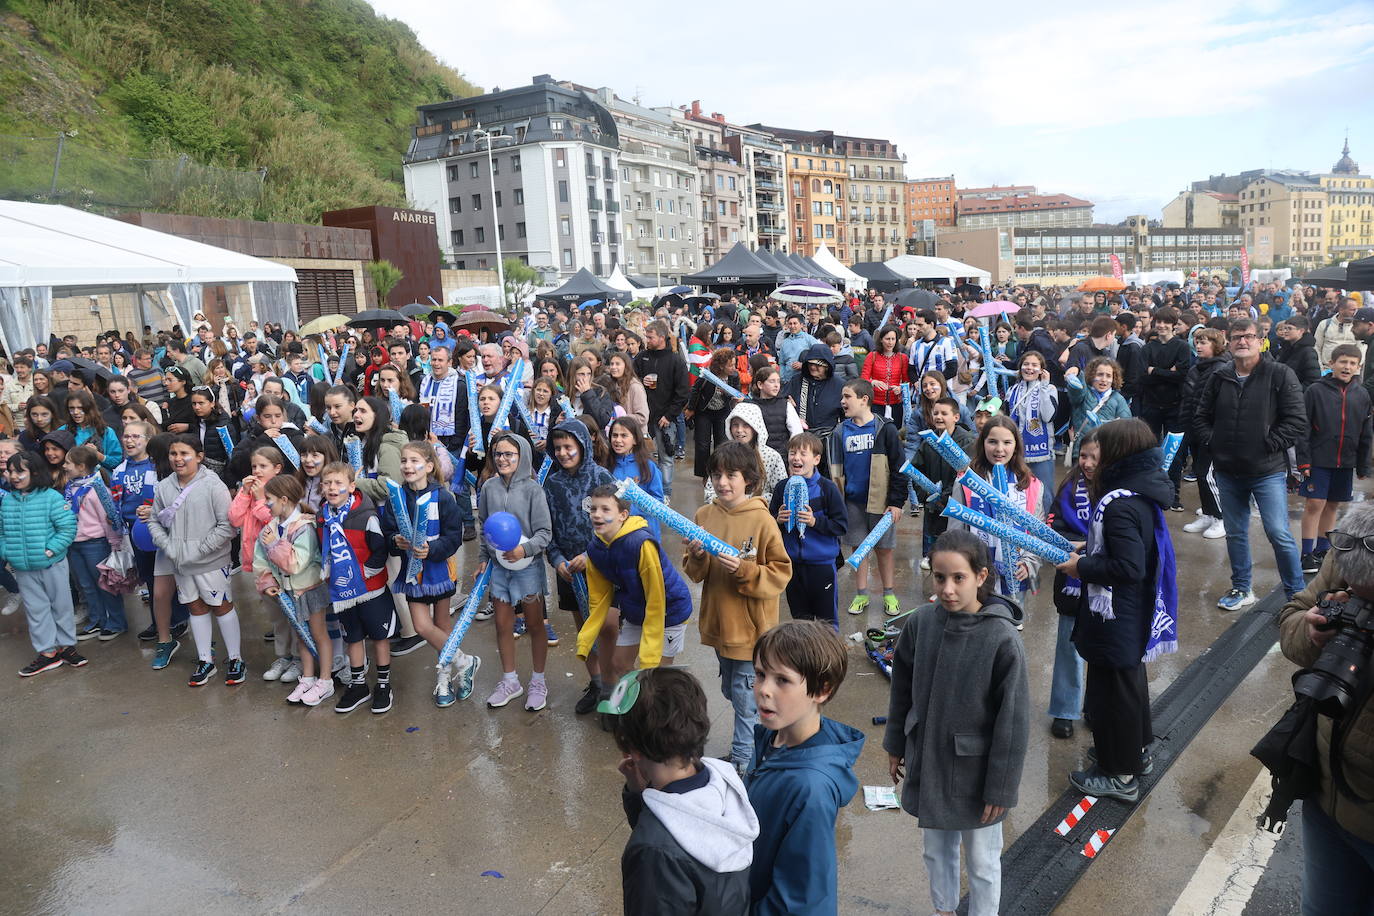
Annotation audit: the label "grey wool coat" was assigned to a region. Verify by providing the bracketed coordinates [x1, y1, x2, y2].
[882, 595, 1031, 830]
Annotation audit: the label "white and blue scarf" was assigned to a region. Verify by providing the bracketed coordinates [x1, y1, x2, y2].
[421, 371, 460, 436]
[65, 473, 124, 535]
[1009, 380, 1055, 462]
[320, 499, 367, 603]
[1057, 478, 1091, 599]
[1085, 488, 1179, 663]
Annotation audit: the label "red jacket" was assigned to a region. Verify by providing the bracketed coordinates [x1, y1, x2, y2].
[861, 351, 910, 406]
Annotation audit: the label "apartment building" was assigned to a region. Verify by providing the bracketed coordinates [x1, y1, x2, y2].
[1321, 141, 1374, 262]
[956, 192, 1094, 229]
[672, 106, 746, 265]
[682, 103, 789, 252]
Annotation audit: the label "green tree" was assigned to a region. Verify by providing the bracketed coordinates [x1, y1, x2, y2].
[367, 259, 403, 306]
[503, 257, 539, 311]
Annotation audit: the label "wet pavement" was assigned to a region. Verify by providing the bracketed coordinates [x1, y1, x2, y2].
[0, 469, 1326, 915]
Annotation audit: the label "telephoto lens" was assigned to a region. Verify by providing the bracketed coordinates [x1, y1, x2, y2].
[1292, 595, 1374, 718]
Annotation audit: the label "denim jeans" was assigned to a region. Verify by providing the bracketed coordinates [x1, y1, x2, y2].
[69, 538, 126, 633]
[922, 823, 1003, 916]
[649, 421, 678, 499]
[1214, 471, 1305, 597]
[1048, 614, 1085, 720]
[717, 653, 757, 767]
[903, 437, 922, 508]
[1302, 801, 1374, 916]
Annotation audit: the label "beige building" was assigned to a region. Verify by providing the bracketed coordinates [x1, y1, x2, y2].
[955, 191, 1094, 230]
[839, 134, 907, 263]
[933, 227, 1014, 284]
[1162, 190, 1239, 229]
[674, 108, 747, 265]
[1321, 141, 1374, 262]
[1239, 173, 1327, 270]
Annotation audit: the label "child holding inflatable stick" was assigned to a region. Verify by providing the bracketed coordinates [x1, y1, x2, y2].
[910, 398, 976, 560]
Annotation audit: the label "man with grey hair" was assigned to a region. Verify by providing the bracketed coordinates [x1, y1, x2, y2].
[1194, 317, 1307, 609]
[1278, 501, 1374, 912]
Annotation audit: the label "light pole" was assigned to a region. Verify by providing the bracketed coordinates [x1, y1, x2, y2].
[472, 126, 516, 310]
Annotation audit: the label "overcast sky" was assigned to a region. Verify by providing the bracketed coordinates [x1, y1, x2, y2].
[369, 0, 1374, 223]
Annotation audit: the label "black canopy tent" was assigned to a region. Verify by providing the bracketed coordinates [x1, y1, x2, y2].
[850, 261, 914, 293]
[682, 242, 783, 288]
[753, 248, 800, 281]
[791, 252, 843, 285]
[540, 267, 632, 305]
[1344, 256, 1374, 290]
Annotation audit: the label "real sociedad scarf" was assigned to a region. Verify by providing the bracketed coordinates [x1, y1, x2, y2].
[320, 499, 367, 603]
[1056, 478, 1091, 599]
[1085, 488, 1179, 663]
[422, 371, 459, 436]
[1010, 380, 1053, 462]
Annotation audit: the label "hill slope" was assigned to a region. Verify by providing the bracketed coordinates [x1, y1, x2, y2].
[0, 0, 478, 222]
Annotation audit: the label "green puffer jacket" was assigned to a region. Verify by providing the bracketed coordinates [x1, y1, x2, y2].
[0, 487, 77, 570]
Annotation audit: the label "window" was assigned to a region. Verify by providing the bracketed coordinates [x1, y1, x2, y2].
[586, 152, 594, 173]
[491, 158, 499, 176]
[451, 229, 464, 246]
[656, 226, 664, 240]
[447, 165, 459, 182]
[558, 180, 568, 203]
[812, 202, 822, 215]
[719, 201, 727, 216]
[476, 258, 488, 269]
[449, 197, 462, 214]
[512, 155, 521, 173]
[514, 188, 524, 205]
[717, 175, 724, 190]
[494, 190, 502, 208]
[669, 227, 677, 240]
[792, 180, 801, 195]
[814, 225, 823, 239]
[471, 194, 482, 211]
[562, 248, 572, 266]
[667, 199, 674, 214]
[469, 161, 480, 179]
[517, 222, 527, 238]
[811, 179, 821, 193]
[653, 171, 661, 187]
[823, 180, 832, 193]
[555, 149, 566, 168]
[825, 225, 834, 238]
[455, 260, 465, 269]
[560, 217, 571, 236]
[497, 225, 505, 241]
[728, 176, 736, 190]
[655, 198, 663, 212]
[823, 201, 833, 216]
[475, 227, 485, 243]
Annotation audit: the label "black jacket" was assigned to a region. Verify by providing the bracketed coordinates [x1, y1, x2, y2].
[1296, 376, 1373, 474]
[1179, 354, 1227, 442]
[620, 785, 752, 916]
[1275, 333, 1322, 389]
[1141, 337, 1191, 413]
[1193, 355, 1306, 477]
[785, 344, 844, 437]
[1072, 449, 1173, 668]
[1116, 337, 1147, 407]
[1022, 328, 1066, 385]
[634, 345, 692, 426]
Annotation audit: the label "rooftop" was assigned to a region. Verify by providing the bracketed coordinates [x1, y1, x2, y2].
[958, 193, 1093, 215]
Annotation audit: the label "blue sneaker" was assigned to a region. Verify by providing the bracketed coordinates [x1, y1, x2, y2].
[434, 666, 456, 707]
[1216, 588, 1256, 612]
[545, 623, 558, 646]
[513, 615, 526, 639]
[453, 655, 481, 701]
[151, 640, 179, 670]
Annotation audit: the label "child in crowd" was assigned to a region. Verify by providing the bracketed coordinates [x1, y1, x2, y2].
[543, 418, 617, 713]
[40, 429, 74, 492]
[949, 416, 1044, 598]
[785, 345, 844, 440]
[582, 485, 693, 685]
[234, 446, 295, 674]
[1, 451, 81, 676]
[140, 435, 238, 688]
[0, 438, 23, 618]
[64, 446, 127, 642]
[769, 433, 847, 630]
[706, 403, 786, 504]
[526, 377, 562, 461]
[826, 380, 906, 617]
[609, 667, 757, 916]
[255, 475, 333, 707]
[745, 365, 803, 464]
[1297, 343, 1373, 573]
[1045, 428, 1098, 741]
[1068, 357, 1132, 459]
[604, 416, 664, 539]
[296, 435, 339, 514]
[684, 441, 792, 774]
[884, 530, 1029, 916]
[478, 433, 553, 712]
[973, 398, 1000, 433]
[746, 621, 862, 916]
[63, 390, 122, 472]
[1005, 350, 1059, 512]
[320, 462, 399, 715]
[910, 397, 977, 563]
[378, 443, 470, 709]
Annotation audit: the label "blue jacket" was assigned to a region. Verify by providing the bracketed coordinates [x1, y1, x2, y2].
[776, 329, 819, 383]
[111, 457, 158, 525]
[542, 419, 615, 569]
[610, 452, 663, 540]
[0, 487, 77, 571]
[745, 718, 864, 916]
[584, 516, 692, 668]
[67, 424, 123, 471]
[784, 344, 844, 436]
[768, 471, 846, 566]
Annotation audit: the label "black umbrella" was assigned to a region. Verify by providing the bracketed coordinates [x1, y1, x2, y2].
[399, 303, 430, 318]
[1302, 266, 1347, 286]
[347, 309, 409, 329]
[67, 356, 114, 383]
[895, 288, 937, 310]
[1348, 256, 1374, 290]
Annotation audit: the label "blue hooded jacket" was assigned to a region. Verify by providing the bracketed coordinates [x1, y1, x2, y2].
[428, 321, 457, 352]
[542, 418, 615, 570]
[746, 717, 864, 916]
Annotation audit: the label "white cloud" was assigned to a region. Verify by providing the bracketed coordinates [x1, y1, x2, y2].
[370, 0, 1374, 222]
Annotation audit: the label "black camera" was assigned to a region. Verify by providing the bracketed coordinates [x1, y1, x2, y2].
[1293, 594, 1374, 718]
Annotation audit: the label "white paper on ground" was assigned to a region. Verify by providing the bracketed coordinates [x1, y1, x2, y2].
[864, 785, 900, 811]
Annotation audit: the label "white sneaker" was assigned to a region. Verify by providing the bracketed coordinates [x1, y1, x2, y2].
[301, 677, 335, 707]
[1183, 516, 1212, 533]
[1203, 518, 1226, 539]
[280, 658, 303, 683]
[0, 594, 21, 616]
[262, 657, 291, 681]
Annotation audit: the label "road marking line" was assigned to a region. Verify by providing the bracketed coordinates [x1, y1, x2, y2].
[1170, 768, 1281, 916]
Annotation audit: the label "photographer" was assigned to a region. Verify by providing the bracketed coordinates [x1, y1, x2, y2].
[1278, 501, 1374, 913]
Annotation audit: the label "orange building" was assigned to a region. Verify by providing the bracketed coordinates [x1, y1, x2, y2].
[906, 176, 956, 229]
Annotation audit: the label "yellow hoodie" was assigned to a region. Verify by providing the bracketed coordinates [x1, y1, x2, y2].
[683, 495, 792, 661]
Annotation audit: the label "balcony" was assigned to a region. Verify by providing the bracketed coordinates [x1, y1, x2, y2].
[863, 214, 874, 223]
[604, 166, 616, 180]
[606, 200, 620, 212]
[756, 179, 780, 191]
[877, 213, 887, 222]
[588, 199, 603, 211]
[758, 225, 783, 236]
[863, 193, 874, 202]
[608, 232, 621, 244]
[702, 210, 715, 221]
[757, 201, 782, 211]
[848, 192, 859, 202]
[591, 231, 604, 243]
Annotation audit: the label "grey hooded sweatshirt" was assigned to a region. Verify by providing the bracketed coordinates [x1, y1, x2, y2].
[882, 594, 1030, 830]
[146, 465, 235, 575]
[621, 756, 759, 915]
[477, 433, 552, 565]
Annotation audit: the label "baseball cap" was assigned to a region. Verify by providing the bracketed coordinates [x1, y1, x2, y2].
[49, 359, 75, 374]
[1354, 308, 1374, 323]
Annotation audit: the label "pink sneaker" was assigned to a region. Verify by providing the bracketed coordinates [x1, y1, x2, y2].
[286, 678, 313, 704]
[525, 678, 548, 711]
[301, 677, 335, 707]
[486, 677, 524, 708]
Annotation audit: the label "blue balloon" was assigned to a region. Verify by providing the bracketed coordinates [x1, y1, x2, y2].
[131, 519, 156, 553]
[483, 511, 523, 552]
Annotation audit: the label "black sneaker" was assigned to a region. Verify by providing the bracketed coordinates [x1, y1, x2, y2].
[59, 646, 89, 668]
[1302, 553, 1321, 574]
[1169, 503, 1184, 512]
[263, 630, 276, 643]
[137, 623, 159, 642]
[461, 522, 477, 542]
[170, 622, 188, 639]
[1086, 745, 1155, 776]
[1051, 718, 1074, 739]
[98, 629, 123, 642]
[224, 658, 247, 685]
[188, 660, 217, 687]
[1069, 766, 1140, 803]
[334, 681, 371, 713]
[574, 680, 601, 715]
[371, 682, 393, 714]
[76, 623, 102, 641]
[389, 634, 427, 657]
[18, 653, 64, 677]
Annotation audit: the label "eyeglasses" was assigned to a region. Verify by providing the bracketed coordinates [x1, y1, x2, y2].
[1327, 530, 1374, 553]
[492, 451, 519, 460]
[1228, 334, 1259, 343]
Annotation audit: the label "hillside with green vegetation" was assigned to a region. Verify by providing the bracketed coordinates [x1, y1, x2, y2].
[0, 0, 478, 222]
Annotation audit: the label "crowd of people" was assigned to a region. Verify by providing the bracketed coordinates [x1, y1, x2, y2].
[2, 275, 1371, 915]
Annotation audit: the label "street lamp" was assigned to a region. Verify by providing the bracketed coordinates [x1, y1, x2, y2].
[472, 125, 516, 309]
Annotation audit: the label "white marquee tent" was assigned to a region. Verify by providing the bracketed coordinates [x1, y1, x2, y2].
[811, 244, 867, 292]
[0, 201, 297, 352]
[884, 254, 992, 286]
